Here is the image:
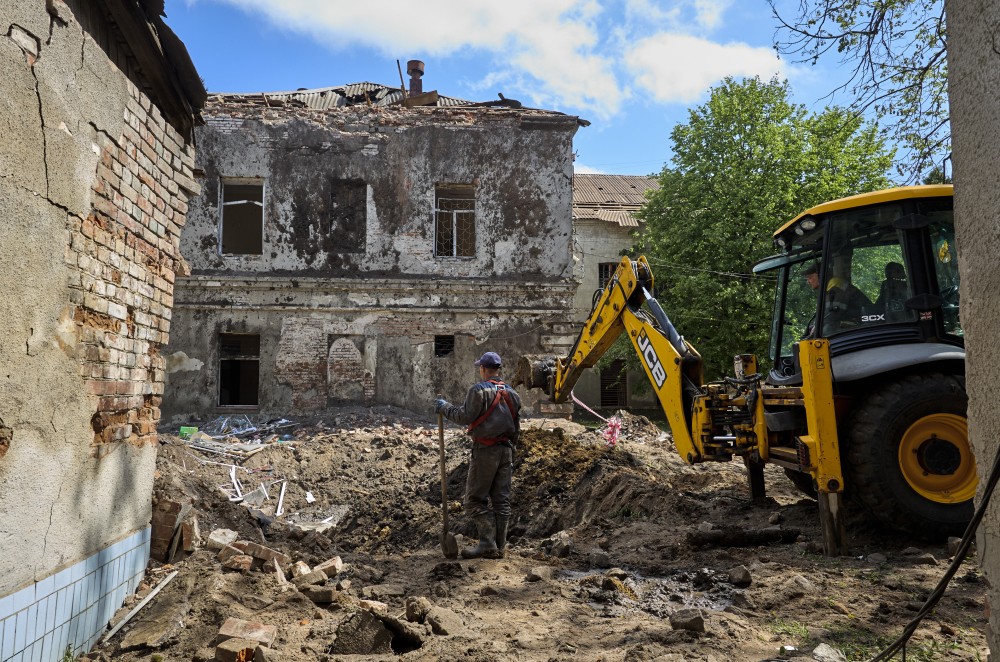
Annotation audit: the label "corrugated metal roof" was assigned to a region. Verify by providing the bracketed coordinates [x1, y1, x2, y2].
[573, 174, 659, 227]
[573, 174, 659, 206]
[215, 83, 472, 109]
[572, 207, 642, 227]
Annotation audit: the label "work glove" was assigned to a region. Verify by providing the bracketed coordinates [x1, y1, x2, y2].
[434, 398, 448, 415]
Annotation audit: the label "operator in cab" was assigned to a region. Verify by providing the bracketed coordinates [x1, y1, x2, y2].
[804, 262, 871, 337]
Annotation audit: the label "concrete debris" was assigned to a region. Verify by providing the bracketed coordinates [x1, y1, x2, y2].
[292, 569, 327, 587]
[314, 555, 344, 576]
[811, 642, 848, 662]
[526, 566, 557, 582]
[728, 565, 753, 587]
[289, 561, 312, 578]
[329, 610, 393, 655]
[425, 606, 464, 636]
[405, 596, 432, 623]
[207, 529, 239, 551]
[669, 608, 706, 632]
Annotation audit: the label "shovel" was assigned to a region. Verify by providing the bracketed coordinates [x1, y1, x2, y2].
[438, 407, 459, 559]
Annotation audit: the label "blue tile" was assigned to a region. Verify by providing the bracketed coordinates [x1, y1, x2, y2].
[68, 562, 85, 584]
[139, 527, 150, 544]
[0, 594, 13, 622]
[56, 591, 71, 628]
[2, 617, 15, 660]
[39, 632, 52, 662]
[13, 610, 27, 653]
[8, 652, 21, 662]
[53, 567, 73, 592]
[32, 600, 47, 643]
[10, 587, 33, 615]
[84, 554, 98, 575]
[45, 596, 57, 635]
[25, 641, 38, 662]
[34, 575, 54, 602]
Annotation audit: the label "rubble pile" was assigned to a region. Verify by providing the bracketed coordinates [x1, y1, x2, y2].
[86, 408, 989, 662]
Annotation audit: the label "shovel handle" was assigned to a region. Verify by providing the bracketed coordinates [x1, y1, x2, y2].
[438, 407, 449, 530]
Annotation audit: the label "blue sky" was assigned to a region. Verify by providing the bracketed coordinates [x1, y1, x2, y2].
[165, 0, 853, 176]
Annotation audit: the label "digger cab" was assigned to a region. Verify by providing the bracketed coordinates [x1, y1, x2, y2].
[755, 185, 962, 386]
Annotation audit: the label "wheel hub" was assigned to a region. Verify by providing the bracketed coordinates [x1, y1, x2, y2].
[918, 436, 963, 476]
[898, 413, 976, 504]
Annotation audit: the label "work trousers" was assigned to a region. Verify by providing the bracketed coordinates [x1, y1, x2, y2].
[464, 442, 513, 519]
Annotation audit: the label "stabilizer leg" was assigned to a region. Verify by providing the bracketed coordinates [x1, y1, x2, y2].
[818, 491, 848, 556]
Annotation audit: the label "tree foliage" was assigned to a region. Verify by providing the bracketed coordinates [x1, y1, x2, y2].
[623, 77, 894, 381]
[771, 0, 947, 181]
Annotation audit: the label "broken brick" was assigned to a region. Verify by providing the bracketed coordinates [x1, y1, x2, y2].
[314, 555, 343, 576]
[222, 554, 252, 572]
[240, 541, 291, 566]
[216, 618, 277, 648]
[214, 637, 258, 662]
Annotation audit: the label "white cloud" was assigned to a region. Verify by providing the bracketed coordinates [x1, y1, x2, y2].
[205, 0, 779, 118]
[574, 163, 606, 174]
[217, 0, 624, 117]
[625, 33, 785, 104]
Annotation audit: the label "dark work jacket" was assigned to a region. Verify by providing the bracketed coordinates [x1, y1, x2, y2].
[442, 378, 521, 444]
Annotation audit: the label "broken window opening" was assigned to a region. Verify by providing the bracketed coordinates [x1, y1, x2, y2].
[330, 178, 367, 252]
[434, 335, 455, 357]
[600, 359, 627, 409]
[598, 262, 617, 290]
[434, 184, 475, 258]
[220, 179, 264, 255]
[219, 333, 260, 407]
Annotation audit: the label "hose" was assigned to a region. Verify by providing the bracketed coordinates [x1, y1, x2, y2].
[868, 443, 1000, 661]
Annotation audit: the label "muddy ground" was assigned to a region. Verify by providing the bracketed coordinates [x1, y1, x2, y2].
[88, 409, 988, 661]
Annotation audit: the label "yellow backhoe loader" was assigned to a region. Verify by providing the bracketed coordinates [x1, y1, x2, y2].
[515, 185, 970, 555]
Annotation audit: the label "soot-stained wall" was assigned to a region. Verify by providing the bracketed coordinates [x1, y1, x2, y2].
[163, 100, 581, 421]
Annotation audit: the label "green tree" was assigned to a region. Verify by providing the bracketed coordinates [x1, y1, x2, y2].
[627, 77, 894, 381]
[771, 0, 947, 181]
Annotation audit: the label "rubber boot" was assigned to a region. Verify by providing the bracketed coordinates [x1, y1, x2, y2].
[461, 515, 500, 559]
[495, 515, 510, 556]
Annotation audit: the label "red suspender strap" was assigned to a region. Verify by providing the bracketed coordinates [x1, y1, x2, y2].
[466, 380, 507, 434]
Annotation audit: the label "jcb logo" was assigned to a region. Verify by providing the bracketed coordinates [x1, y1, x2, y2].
[637, 330, 666, 388]
[861, 314, 885, 322]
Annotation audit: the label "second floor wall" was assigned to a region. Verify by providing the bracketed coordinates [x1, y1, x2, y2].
[182, 102, 581, 281]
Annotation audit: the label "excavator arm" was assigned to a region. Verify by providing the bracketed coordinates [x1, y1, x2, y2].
[517, 256, 705, 463]
[515, 255, 848, 555]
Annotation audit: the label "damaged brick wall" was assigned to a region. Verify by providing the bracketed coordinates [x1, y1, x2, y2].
[74, 74, 198, 452]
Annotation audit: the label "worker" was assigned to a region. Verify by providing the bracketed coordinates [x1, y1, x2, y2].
[803, 262, 872, 336]
[434, 351, 522, 559]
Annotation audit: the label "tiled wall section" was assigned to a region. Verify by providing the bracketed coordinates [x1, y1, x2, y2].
[0, 528, 150, 662]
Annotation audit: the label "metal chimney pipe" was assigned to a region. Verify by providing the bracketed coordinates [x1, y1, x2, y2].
[406, 60, 424, 96]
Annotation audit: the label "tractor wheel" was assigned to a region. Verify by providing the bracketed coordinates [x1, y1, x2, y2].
[846, 373, 975, 539]
[783, 468, 817, 499]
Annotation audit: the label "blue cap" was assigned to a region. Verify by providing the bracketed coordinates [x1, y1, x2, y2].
[474, 351, 502, 368]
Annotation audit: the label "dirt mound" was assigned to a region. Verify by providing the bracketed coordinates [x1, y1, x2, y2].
[89, 409, 988, 662]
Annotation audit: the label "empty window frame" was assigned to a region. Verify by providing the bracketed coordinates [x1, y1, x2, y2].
[218, 333, 260, 407]
[434, 335, 455, 357]
[330, 178, 367, 252]
[598, 262, 617, 289]
[434, 184, 475, 257]
[220, 179, 264, 255]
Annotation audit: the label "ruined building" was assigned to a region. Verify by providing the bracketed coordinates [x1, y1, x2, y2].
[570, 174, 659, 411]
[0, 1, 204, 658]
[162, 64, 587, 422]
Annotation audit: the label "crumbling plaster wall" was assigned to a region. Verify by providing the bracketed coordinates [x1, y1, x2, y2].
[182, 105, 577, 278]
[0, 0, 196, 597]
[163, 103, 579, 420]
[947, 0, 1000, 653]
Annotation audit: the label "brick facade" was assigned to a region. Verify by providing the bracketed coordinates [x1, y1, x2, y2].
[73, 79, 199, 451]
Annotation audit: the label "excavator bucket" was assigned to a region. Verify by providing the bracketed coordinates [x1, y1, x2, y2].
[513, 355, 555, 393]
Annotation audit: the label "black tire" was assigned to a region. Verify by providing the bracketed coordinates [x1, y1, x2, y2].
[845, 373, 974, 539]
[783, 468, 817, 499]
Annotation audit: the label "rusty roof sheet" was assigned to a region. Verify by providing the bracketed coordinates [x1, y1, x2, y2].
[573, 174, 659, 227]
